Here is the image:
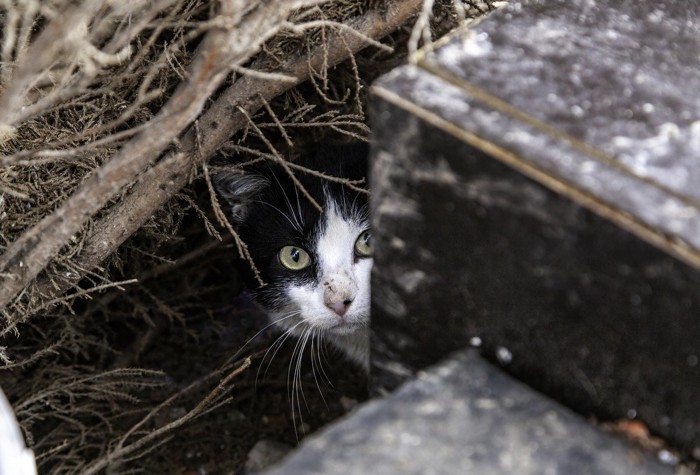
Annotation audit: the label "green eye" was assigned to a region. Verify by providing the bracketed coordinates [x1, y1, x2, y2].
[354, 230, 372, 257]
[279, 246, 311, 270]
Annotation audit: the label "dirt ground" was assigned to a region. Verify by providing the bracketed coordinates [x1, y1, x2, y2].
[138, 294, 369, 474]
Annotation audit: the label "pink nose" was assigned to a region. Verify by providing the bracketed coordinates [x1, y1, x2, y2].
[327, 299, 353, 317]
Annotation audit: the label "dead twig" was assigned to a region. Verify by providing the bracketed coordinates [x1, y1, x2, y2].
[81, 357, 252, 475]
[200, 133, 265, 286]
[0, 0, 320, 311]
[15, 0, 425, 318]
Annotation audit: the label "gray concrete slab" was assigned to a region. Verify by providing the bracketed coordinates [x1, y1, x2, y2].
[420, 0, 700, 262]
[369, 0, 700, 456]
[263, 351, 674, 475]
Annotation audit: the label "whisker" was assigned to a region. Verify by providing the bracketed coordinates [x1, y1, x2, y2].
[252, 200, 303, 233]
[232, 310, 301, 360]
[291, 328, 311, 395]
[293, 180, 306, 229]
[256, 319, 306, 387]
[270, 171, 305, 232]
[319, 332, 335, 374]
[262, 320, 304, 369]
[313, 329, 334, 390]
[310, 329, 330, 410]
[289, 327, 312, 439]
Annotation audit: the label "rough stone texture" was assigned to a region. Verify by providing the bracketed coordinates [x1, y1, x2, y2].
[245, 439, 294, 474]
[418, 0, 700, 265]
[263, 351, 674, 475]
[369, 0, 700, 458]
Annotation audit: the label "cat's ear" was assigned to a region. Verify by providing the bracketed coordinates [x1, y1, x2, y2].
[213, 171, 269, 223]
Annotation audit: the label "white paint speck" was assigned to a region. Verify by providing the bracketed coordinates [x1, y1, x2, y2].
[496, 346, 513, 365]
[462, 31, 493, 57]
[396, 270, 427, 293]
[657, 449, 678, 466]
[570, 104, 585, 118]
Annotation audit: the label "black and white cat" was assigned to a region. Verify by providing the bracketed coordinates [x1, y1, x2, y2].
[214, 142, 371, 370]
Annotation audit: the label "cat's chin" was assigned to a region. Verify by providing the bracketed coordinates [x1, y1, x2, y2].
[280, 315, 365, 336]
[327, 323, 364, 336]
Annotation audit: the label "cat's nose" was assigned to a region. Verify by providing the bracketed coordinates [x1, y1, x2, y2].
[326, 299, 353, 317]
[323, 273, 358, 317]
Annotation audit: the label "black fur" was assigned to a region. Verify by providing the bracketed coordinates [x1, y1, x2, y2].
[214, 142, 369, 312]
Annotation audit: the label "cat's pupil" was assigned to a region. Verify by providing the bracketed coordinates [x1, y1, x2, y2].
[290, 248, 300, 262]
[363, 232, 370, 246]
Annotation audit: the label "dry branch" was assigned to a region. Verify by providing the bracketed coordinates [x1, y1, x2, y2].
[0, 0, 325, 310]
[11, 0, 425, 316]
[80, 357, 252, 475]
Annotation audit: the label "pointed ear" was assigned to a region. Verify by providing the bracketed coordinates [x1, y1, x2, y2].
[213, 171, 269, 223]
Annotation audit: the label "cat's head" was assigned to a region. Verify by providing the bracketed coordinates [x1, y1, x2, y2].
[214, 143, 371, 343]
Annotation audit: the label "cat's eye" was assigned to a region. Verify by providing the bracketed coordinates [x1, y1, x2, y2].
[278, 245, 311, 270]
[354, 230, 372, 257]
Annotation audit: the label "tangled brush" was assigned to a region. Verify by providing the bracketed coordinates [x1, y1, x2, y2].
[0, 0, 496, 472]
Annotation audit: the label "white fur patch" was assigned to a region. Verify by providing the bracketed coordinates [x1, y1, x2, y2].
[276, 200, 371, 368]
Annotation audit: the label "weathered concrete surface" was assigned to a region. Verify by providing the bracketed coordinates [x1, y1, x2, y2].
[419, 0, 700, 266]
[369, 0, 700, 458]
[263, 351, 674, 475]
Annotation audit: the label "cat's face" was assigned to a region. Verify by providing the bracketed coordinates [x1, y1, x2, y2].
[215, 143, 371, 361]
[272, 198, 371, 336]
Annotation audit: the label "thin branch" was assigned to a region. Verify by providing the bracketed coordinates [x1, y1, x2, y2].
[13, 0, 424, 317]
[81, 357, 252, 475]
[237, 104, 323, 212]
[283, 19, 394, 53]
[287, 161, 369, 195]
[33, 279, 138, 313]
[230, 64, 298, 83]
[260, 93, 295, 148]
[200, 133, 265, 286]
[408, 0, 435, 61]
[0, 0, 315, 310]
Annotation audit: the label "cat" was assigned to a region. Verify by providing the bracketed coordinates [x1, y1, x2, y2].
[214, 142, 371, 371]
